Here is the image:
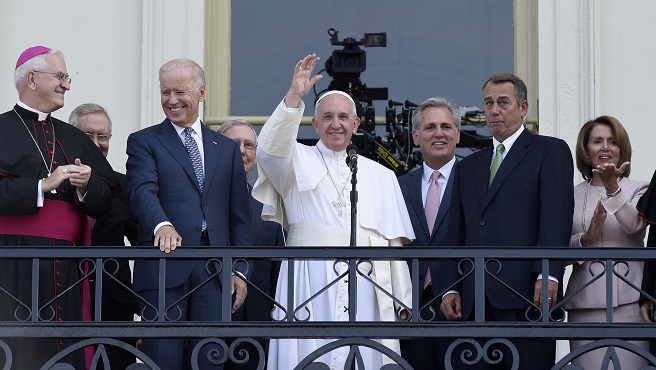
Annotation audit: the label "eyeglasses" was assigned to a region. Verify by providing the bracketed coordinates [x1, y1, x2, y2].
[33, 70, 72, 85]
[84, 132, 112, 143]
[241, 141, 257, 152]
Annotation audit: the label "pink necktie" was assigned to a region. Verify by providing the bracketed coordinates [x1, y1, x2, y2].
[424, 170, 441, 289]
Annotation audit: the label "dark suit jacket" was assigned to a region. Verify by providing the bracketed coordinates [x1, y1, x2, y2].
[91, 171, 139, 319]
[126, 119, 252, 292]
[640, 170, 656, 303]
[233, 185, 285, 322]
[398, 163, 457, 304]
[90, 170, 139, 369]
[446, 129, 573, 319]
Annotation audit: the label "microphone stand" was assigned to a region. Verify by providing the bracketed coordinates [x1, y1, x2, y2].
[348, 157, 358, 247]
[346, 153, 359, 325]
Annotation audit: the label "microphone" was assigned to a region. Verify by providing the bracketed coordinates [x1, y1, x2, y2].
[346, 143, 358, 167]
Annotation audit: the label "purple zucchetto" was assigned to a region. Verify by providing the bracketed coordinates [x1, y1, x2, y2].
[15, 46, 52, 69]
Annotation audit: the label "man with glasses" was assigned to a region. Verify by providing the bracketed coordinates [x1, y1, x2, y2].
[0, 46, 118, 369]
[219, 119, 285, 370]
[70, 103, 139, 369]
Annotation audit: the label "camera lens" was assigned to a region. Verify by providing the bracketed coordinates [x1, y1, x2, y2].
[341, 56, 359, 69]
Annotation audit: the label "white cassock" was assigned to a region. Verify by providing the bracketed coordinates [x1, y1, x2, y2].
[252, 99, 415, 370]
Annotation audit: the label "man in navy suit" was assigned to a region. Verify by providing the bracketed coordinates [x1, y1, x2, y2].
[220, 119, 285, 370]
[398, 97, 461, 370]
[126, 58, 252, 370]
[441, 73, 574, 370]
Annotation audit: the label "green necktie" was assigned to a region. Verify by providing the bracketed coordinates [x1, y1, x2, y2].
[488, 143, 505, 187]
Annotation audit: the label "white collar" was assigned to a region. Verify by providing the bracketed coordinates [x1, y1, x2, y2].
[422, 156, 456, 184]
[316, 139, 346, 158]
[17, 101, 49, 121]
[171, 117, 204, 140]
[492, 124, 524, 153]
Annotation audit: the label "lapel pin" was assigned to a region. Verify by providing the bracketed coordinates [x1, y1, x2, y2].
[212, 141, 217, 145]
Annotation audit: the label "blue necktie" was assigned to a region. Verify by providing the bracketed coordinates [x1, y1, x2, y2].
[183, 127, 204, 192]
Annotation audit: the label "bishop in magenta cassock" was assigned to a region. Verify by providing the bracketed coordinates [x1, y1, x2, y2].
[0, 46, 118, 369]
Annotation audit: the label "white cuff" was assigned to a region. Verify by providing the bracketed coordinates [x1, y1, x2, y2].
[537, 274, 559, 284]
[37, 180, 44, 207]
[154, 221, 174, 235]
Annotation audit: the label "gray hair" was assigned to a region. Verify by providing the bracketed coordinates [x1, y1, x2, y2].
[218, 119, 257, 140]
[412, 97, 461, 132]
[483, 73, 528, 105]
[69, 103, 113, 133]
[14, 50, 64, 90]
[159, 58, 205, 90]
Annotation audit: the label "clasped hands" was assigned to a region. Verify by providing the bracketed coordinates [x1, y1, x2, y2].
[41, 158, 91, 195]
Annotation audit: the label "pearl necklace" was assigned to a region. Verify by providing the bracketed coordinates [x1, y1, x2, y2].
[581, 178, 621, 246]
[582, 181, 603, 246]
[13, 109, 57, 194]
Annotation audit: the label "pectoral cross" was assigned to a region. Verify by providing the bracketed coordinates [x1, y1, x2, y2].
[46, 173, 57, 194]
[332, 196, 347, 217]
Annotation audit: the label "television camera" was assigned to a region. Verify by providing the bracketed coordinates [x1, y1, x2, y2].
[317, 28, 418, 176]
[316, 28, 491, 176]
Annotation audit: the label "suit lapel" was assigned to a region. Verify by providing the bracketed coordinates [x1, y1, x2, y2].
[201, 123, 221, 198]
[484, 129, 530, 208]
[156, 120, 200, 193]
[474, 146, 493, 206]
[407, 169, 431, 238]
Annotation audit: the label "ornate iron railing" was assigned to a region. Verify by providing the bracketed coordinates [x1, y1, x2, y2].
[1, 246, 656, 370]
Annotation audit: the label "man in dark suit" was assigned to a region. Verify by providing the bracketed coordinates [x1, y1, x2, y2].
[398, 97, 461, 370]
[441, 73, 574, 370]
[126, 58, 252, 370]
[638, 169, 656, 355]
[70, 103, 139, 369]
[220, 119, 285, 370]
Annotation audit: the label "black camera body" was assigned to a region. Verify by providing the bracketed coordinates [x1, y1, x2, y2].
[325, 28, 386, 78]
[319, 28, 419, 176]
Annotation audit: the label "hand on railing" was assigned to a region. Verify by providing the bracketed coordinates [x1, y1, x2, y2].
[440, 292, 462, 320]
[533, 279, 558, 309]
[640, 301, 653, 322]
[231, 273, 248, 313]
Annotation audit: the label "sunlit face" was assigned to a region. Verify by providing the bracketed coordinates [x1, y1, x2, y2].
[412, 106, 460, 170]
[160, 66, 205, 127]
[222, 125, 257, 179]
[586, 123, 620, 169]
[483, 81, 527, 142]
[312, 94, 360, 152]
[76, 112, 111, 157]
[32, 53, 70, 113]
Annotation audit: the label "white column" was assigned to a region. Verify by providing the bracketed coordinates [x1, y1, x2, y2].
[538, 0, 600, 180]
[140, 0, 206, 129]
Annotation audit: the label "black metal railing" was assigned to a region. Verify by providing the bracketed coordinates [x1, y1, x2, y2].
[1, 246, 656, 370]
